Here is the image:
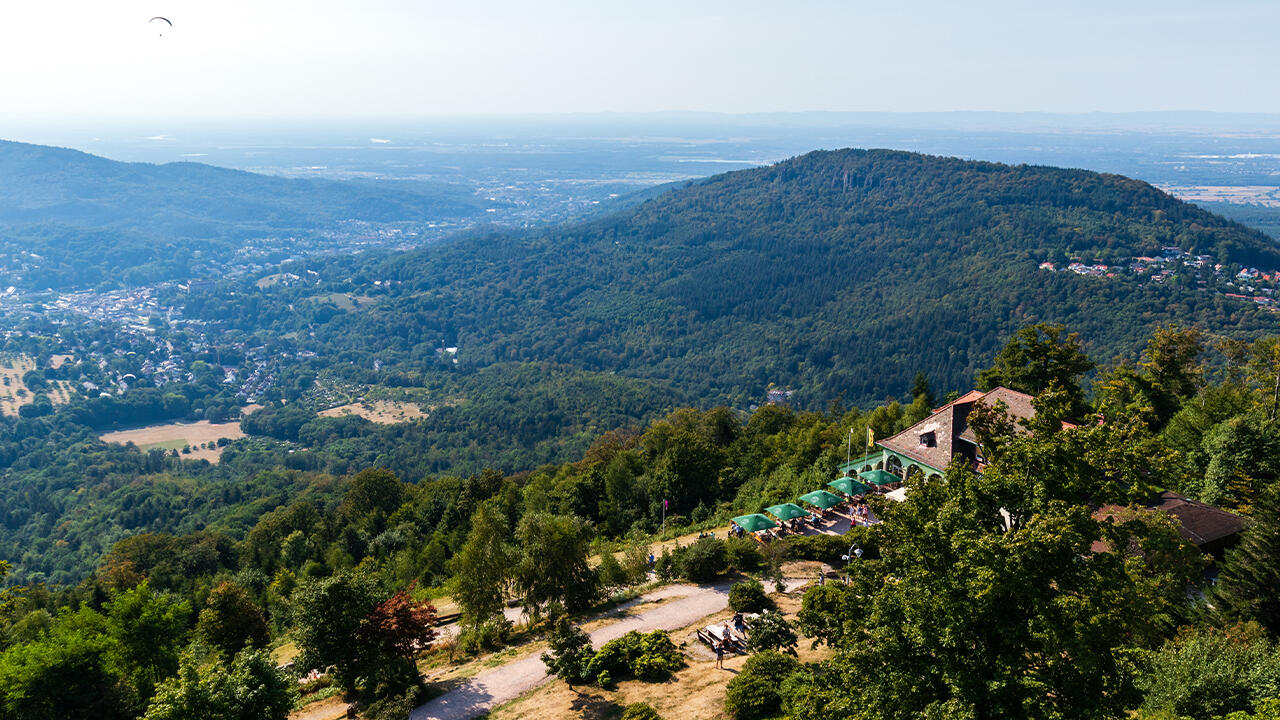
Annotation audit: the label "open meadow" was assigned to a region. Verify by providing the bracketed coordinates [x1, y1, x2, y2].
[100, 419, 246, 463]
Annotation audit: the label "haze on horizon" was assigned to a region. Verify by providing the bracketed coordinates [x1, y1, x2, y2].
[1, 0, 1278, 120]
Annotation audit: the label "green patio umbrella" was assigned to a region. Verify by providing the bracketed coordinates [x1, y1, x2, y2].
[765, 503, 810, 521]
[731, 513, 778, 533]
[859, 469, 900, 486]
[798, 490, 845, 510]
[828, 476, 872, 496]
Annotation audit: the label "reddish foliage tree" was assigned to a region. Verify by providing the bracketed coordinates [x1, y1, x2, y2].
[359, 588, 438, 658]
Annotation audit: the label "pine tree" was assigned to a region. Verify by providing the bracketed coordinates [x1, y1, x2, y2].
[1214, 484, 1280, 635]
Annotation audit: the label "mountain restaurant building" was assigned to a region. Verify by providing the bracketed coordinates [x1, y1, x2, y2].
[839, 387, 1049, 480]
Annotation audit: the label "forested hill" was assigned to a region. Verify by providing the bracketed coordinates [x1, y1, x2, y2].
[252, 148, 1280, 408]
[0, 140, 483, 288]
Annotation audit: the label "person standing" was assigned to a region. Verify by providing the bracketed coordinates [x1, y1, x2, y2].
[715, 637, 726, 669]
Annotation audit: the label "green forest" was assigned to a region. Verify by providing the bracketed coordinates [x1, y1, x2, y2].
[0, 149, 1278, 718]
[0, 323, 1279, 720]
[175, 149, 1280, 412]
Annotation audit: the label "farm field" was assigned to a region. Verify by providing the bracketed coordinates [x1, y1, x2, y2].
[100, 419, 246, 463]
[319, 399, 425, 424]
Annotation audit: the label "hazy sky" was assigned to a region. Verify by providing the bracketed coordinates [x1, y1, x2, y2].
[2, 0, 1278, 117]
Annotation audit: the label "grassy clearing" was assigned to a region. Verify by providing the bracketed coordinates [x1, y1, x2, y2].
[319, 399, 426, 424]
[100, 419, 246, 464]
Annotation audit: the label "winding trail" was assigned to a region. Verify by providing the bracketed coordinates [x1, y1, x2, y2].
[410, 579, 805, 720]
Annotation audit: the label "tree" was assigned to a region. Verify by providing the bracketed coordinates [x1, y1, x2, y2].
[0, 608, 132, 720]
[911, 371, 935, 406]
[785, 461, 1199, 720]
[338, 467, 407, 533]
[142, 647, 295, 720]
[196, 582, 270, 657]
[451, 503, 514, 629]
[1215, 485, 1280, 635]
[104, 582, 191, 702]
[596, 551, 629, 592]
[797, 582, 862, 648]
[1140, 324, 1204, 424]
[358, 588, 437, 697]
[541, 617, 594, 690]
[1137, 623, 1280, 720]
[514, 512, 598, 616]
[1248, 337, 1280, 425]
[745, 611, 797, 655]
[977, 323, 1094, 415]
[291, 570, 380, 694]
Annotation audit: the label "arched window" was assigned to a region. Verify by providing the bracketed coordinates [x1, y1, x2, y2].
[885, 455, 903, 477]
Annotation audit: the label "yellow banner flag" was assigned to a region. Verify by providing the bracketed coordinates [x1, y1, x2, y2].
[866, 426, 875, 448]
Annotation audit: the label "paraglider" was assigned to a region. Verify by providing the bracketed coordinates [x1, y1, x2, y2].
[149, 16, 172, 36]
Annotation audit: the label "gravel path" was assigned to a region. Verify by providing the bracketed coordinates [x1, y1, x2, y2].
[410, 579, 805, 720]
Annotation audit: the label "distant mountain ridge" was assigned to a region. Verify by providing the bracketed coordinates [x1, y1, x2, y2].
[268, 148, 1280, 408]
[0, 139, 484, 288]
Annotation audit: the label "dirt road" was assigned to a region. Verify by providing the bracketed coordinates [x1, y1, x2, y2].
[409, 579, 806, 720]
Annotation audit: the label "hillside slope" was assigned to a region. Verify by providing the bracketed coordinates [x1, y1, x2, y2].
[212, 149, 1280, 408]
[0, 140, 484, 288]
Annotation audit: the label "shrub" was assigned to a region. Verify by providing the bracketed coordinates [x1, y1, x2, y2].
[724, 537, 763, 573]
[728, 579, 775, 614]
[747, 611, 797, 655]
[621, 702, 663, 720]
[725, 673, 780, 720]
[597, 551, 630, 591]
[786, 526, 878, 564]
[679, 537, 727, 582]
[457, 616, 512, 655]
[655, 548, 678, 582]
[588, 630, 684, 682]
[724, 650, 800, 720]
[742, 650, 800, 686]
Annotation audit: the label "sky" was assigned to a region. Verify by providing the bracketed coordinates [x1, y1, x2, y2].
[1, 0, 1279, 118]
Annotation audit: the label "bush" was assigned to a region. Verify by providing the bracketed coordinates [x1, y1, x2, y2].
[588, 630, 684, 682]
[597, 551, 630, 591]
[747, 612, 798, 655]
[786, 526, 878, 564]
[458, 616, 513, 655]
[725, 674, 780, 720]
[679, 537, 727, 582]
[362, 688, 423, 720]
[724, 650, 800, 720]
[724, 537, 763, 573]
[728, 579, 775, 614]
[620, 702, 662, 720]
[654, 548, 677, 581]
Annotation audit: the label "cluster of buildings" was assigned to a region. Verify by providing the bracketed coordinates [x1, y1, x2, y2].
[1039, 246, 1279, 311]
[840, 386, 1246, 560]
